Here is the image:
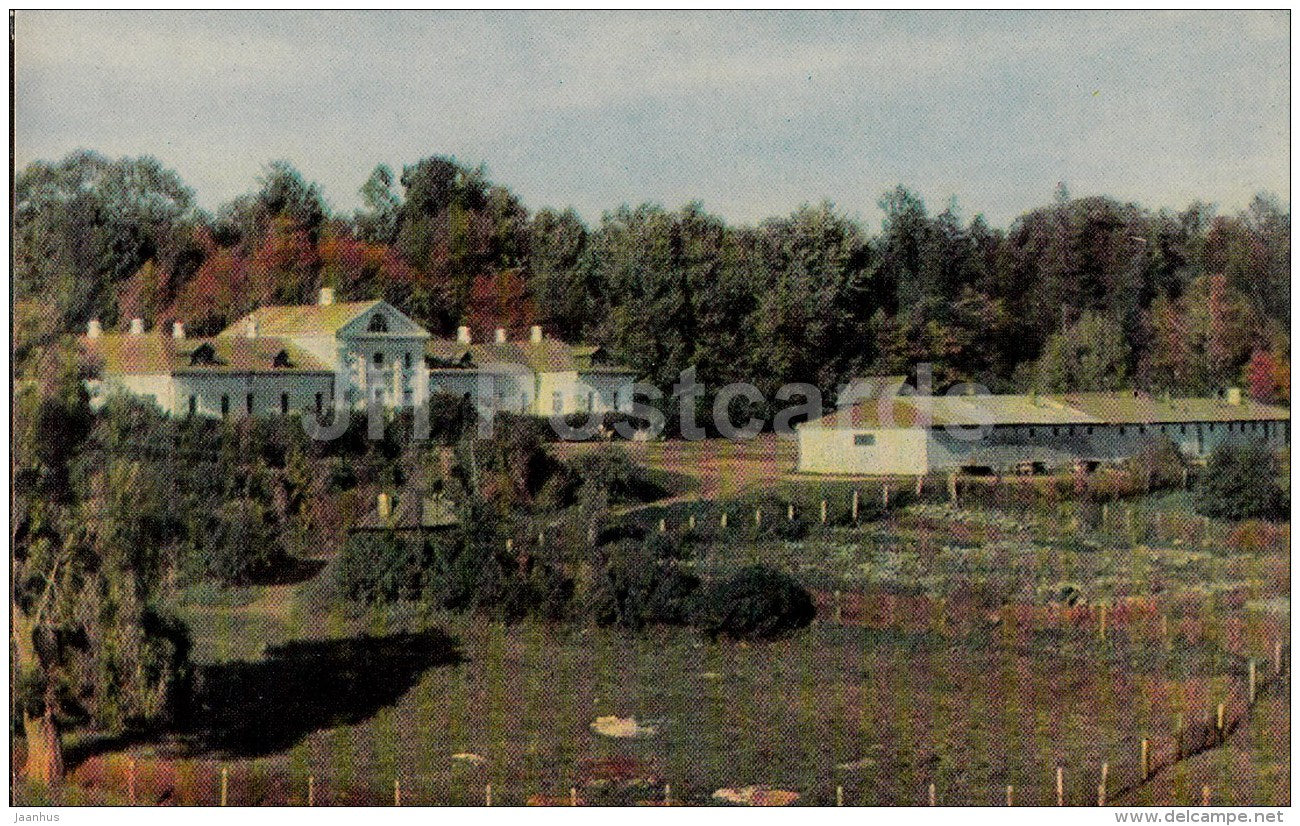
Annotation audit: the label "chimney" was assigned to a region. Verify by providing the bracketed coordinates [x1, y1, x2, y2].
[494, 327, 507, 344]
[456, 325, 472, 344]
[1226, 387, 1242, 406]
[318, 287, 335, 306]
[86, 319, 102, 339]
[172, 321, 186, 340]
[245, 317, 259, 339]
[129, 318, 145, 336]
[377, 492, 392, 519]
[530, 324, 543, 344]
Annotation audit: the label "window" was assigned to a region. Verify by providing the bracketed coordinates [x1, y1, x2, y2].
[553, 391, 563, 414]
[1180, 424, 1187, 435]
[1052, 427, 1059, 437]
[373, 352, 384, 366]
[188, 396, 197, 416]
[315, 392, 324, 415]
[1027, 428, 1035, 438]
[221, 395, 229, 417]
[246, 393, 254, 414]
[404, 352, 412, 369]
[854, 433, 876, 446]
[403, 390, 412, 406]
[281, 392, 289, 415]
[1086, 426, 1094, 435]
[1118, 426, 1126, 436]
[368, 314, 389, 333]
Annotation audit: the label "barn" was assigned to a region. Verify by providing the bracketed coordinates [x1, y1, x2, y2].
[795, 379, 1290, 476]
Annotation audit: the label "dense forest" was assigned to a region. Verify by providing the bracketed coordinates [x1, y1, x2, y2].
[13, 150, 1291, 403]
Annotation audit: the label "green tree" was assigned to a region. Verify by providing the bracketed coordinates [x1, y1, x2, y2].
[1032, 311, 1130, 392]
[1193, 442, 1287, 521]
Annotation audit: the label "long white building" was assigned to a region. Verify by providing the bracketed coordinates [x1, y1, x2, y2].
[796, 377, 1290, 476]
[80, 288, 636, 420]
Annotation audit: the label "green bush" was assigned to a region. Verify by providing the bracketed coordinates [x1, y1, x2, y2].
[1193, 443, 1287, 522]
[694, 564, 816, 640]
[588, 546, 701, 630]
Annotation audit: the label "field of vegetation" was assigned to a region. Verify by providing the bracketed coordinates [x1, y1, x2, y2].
[15, 432, 1288, 807]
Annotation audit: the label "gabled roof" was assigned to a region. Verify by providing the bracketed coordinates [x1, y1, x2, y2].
[805, 384, 1290, 430]
[219, 301, 382, 338]
[423, 336, 635, 375]
[80, 334, 332, 376]
[351, 493, 460, 531]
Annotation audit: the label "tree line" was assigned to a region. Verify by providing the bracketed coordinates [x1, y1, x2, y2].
[14, 151, 1290, 402]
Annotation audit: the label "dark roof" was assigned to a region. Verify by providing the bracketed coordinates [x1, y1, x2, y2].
[351, 493, 460, 532]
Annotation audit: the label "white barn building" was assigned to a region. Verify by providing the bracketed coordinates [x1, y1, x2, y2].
[796, 377, 1291, 476]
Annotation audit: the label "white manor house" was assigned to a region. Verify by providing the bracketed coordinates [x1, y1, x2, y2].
[80, 288, 637, 420]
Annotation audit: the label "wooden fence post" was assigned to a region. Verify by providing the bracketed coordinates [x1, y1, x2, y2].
[1249, 659, 1257, 703]
[659, 518, 667, 533]
[1216, 703, 1225, 742]
[882, 485, 890, 508]
[394, 778, 401, 806]
[928, 783, 936, 806]
[851, 490, 860, 521]
[307, 775, 314, 807]
[720, 512, 728, 530]
[1275, 641, 1284, 675]
[947, 472, 958, 505]
[505, 538, 513, 554]
[570, 787, 579, 807]
[836, 785, 843, 806]
[1005, 785, 1013, 806]
[1175, 714, 1185, 759]
[915, 476, 924, 497]
[220, 767, 228, 806]
[1140, 738, 1150, 781]
[485, 783, 492, 807]
[820, 500, 828, 524]
[755, 507, 762, 527]
[665, 783, 672, 805]
[538, 530, 545, 547]
[1202, 786, 1211, 806]
[1056, 766, 1064, 806]
[688, 514, 696, 530]
[787, 503, 795, 521]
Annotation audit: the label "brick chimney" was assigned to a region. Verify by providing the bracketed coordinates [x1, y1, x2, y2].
[494, 327, 507, 344]
[129, 318, 145, 336]
[456, 325, 472, 344]
[530, 325, 543, 344]
[245, 317, 259, 339]
[172, 321, 186, 340]
[318, 287, 335, 306]
[1226, 387, 1242, 406]
[86, 319, 102, 339]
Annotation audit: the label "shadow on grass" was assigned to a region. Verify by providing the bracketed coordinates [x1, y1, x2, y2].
[181, 628, 462, 758]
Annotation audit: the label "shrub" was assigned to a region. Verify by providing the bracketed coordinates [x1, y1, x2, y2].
[587, 546, 701, 630]
[567, 449, 666, 505]
[1193, 443, 1287, 522]
[693, 564, 816, 640]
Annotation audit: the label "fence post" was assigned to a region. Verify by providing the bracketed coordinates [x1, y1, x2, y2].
[485, 783, 492, 807]
[1275, 641, 1284, 675]
[720, 512, 728, 530]
[659, 518, 667, 533]
[665, 783, 672, 805]
[571, 787, 579, 807]
[1161, 615, 1170, 649]
[1175, 714, 1185, 759]
[688, 514, 696, 530]
[836, 785, 843, 806]
[394, 778, 401, 806]
[820, 500, 828, 524]
[928, 783, 936, 806]
[915, 476, 924, 497]
[1216, 703, 1225, 742]
[1202, 786, 1211, 806]
[1056, 766, 1064, 806]
[1140, 738, 1150, 781]
[1005, 785, 1013, 806]
[851, 490, 860, 521]
[220, 767, 228, 806]
[1099, 762, 1108, 805]
[538, 530, 545, 547]
[308, 775, 314, 807]
[882, 485, 890, 508]
[787, 503, 795, 521]
[505, 538, 513, 554]
[1249, 659, 1257, 703]
[755, 507, 762, 527]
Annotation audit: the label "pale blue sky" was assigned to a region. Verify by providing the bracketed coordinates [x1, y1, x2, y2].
[13, 10, 1290, 228]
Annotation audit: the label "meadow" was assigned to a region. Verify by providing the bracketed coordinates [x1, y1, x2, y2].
[16, 441, 1290, 806]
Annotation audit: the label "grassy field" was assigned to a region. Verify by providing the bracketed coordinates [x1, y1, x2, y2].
[14, 440, 1290, 806]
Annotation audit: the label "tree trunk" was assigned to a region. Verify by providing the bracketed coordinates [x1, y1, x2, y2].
[22, 708, 64, 785]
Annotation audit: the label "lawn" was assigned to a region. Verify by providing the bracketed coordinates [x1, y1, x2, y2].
[14, 442, 1290, 807]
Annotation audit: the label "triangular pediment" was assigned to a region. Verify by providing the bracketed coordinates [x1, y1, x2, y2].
[337, 301, 430, 339]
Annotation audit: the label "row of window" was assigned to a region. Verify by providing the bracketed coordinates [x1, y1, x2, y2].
[189, 392, 327, 417]
[853, 421, 1287, 445]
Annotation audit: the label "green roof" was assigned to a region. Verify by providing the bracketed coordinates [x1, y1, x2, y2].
[219, 301, 381, 337]
[81, 334, 332, 376]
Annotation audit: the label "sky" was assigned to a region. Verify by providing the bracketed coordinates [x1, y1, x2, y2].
[13, 10, 1291, 229]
